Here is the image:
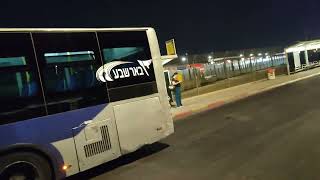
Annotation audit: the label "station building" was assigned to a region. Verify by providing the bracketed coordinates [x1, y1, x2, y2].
[285, 40, 320, 73]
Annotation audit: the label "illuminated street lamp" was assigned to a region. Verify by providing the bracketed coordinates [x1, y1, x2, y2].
[240, 54, 244, 57]
[250, 54, 254, 57]
[258, 53, 262, 56]
[181, 54, 190, 66]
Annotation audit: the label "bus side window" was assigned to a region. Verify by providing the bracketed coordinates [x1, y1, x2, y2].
[0, 33, 46, 125]
[32, 32, 109, 115]
[97, 31, 158, 102]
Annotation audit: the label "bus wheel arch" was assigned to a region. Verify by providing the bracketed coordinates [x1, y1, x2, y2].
[0, 146, 56, 180]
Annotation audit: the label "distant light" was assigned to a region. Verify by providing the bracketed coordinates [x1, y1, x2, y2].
[181, 57, 187, 62]
[265, 53, 269, 56]
[240, 54, 244, 57]
[208, 55, 212, 59]
[258, 53, 262, 56]
[226, 60, 232, 63]
[241, 58, 245, 61]
[250, 54, 254, 57]
[210, 61, 214, 64]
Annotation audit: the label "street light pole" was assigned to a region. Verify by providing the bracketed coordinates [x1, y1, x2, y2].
[191, 54, 199, 95]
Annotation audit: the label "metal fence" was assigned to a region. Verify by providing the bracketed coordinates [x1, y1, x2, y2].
[178, 54, 287, 98]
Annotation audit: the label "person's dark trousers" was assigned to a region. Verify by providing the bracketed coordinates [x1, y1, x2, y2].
[175, 86, 182, 107]
[167, 89, 173, 104]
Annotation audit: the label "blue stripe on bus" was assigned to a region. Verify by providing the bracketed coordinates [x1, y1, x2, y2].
[0, 103, 107, 177]
[0, 104, 106, 145]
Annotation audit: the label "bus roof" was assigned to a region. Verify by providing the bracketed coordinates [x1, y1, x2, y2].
[0, 27, 152, 33]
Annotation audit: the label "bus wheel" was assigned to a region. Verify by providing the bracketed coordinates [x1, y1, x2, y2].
[0, 152, 52, 180]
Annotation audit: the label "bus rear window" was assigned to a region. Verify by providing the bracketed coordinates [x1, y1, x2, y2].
[0, 57, 27, 67]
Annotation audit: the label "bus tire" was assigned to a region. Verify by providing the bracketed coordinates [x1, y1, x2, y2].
[0, 152, 53, 180]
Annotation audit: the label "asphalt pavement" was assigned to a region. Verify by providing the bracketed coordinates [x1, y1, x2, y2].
[68, 75, 320, 180]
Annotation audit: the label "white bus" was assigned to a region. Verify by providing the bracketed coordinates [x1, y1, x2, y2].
[0, 28, 174, 180]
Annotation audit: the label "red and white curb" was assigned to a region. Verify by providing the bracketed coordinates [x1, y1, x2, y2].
[172, 72, 320, 120]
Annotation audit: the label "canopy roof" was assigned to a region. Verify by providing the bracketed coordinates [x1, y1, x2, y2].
[286, 39, 320, 53]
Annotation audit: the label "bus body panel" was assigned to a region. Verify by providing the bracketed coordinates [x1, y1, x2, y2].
[146, 28, 174, 136]
[113, 96, 167, 154]
[71, 102, 121, 172]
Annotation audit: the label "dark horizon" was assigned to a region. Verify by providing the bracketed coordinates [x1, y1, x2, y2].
[0, 0, 319, 54]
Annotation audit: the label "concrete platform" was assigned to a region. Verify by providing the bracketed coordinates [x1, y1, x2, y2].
[171, 67, 320, 120]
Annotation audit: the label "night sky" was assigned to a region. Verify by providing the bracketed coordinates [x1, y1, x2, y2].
[0, 0, 319, 54]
